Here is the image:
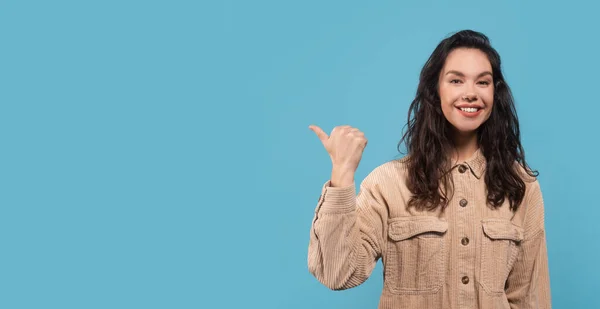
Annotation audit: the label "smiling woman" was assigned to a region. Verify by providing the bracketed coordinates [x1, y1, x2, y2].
[440, 49, 494, 129]
[307, 30, 551, 309]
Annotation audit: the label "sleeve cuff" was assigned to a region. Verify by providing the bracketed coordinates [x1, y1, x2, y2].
[315, 180, 356, 213]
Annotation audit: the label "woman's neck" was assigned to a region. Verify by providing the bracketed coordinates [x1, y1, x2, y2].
[451, 130, 479, 164]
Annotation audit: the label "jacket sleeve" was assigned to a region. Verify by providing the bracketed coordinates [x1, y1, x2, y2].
[307, 173, 387, 290]
[505, 180, 552, 308]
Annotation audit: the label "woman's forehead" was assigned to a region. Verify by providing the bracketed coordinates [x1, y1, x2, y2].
[442, 49, 492, 76]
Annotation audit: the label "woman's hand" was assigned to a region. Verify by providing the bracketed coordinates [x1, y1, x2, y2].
[309, 125, 367, 187]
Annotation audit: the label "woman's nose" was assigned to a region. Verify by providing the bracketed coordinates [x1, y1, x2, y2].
[461, 93, 478, 102]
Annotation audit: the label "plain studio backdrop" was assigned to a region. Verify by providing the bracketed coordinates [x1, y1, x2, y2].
[1, 1, 598, 308]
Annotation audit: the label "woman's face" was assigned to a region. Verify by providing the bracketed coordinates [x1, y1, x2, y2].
[438, 48, 494, 135]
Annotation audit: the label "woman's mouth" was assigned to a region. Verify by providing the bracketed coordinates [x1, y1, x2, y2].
[456, 106, 483, 117]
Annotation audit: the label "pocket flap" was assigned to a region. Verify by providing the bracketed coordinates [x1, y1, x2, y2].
[388, 217, 448, 241]
[481, 219, 524, 242]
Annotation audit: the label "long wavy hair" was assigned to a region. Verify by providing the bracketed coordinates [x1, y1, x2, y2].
[398, 30, 538, 212]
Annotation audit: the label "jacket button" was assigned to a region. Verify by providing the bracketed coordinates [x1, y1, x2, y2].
[462, 276, 469, 284]
[458, 164, 467, 173]
[461, 237, 469, 246]
[459, 199, 468, 207]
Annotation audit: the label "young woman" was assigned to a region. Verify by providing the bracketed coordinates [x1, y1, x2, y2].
[307, 30, 551, 309]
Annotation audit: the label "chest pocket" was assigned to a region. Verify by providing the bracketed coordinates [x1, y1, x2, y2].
[384, 216, 448, 295]
[479, 219, 524, 295]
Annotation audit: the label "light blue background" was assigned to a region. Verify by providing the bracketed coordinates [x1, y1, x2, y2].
[1, 1, 598, 308]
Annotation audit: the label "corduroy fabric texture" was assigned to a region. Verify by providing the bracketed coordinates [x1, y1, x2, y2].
[308, 149, 551, 309]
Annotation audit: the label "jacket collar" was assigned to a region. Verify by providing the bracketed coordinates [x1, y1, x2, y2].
[453, 147, 486, 179]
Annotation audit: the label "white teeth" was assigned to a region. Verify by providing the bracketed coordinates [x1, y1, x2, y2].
[460, 107, 478, 113]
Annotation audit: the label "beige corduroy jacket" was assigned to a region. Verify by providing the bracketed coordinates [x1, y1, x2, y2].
[308, 149, 551, 309]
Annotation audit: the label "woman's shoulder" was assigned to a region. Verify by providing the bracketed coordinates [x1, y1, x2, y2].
[361, 155, 411, 186]
[511, 160, 538, 184]
[376, 155, 411, 173]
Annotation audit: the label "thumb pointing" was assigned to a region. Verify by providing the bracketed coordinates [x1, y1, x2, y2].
[309, 125, 328, 144]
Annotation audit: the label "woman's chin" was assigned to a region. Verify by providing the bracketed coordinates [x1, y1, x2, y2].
[451, 123, 481, 135]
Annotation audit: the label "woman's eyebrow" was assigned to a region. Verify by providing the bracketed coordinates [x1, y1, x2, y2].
[445, 70, 493, 77]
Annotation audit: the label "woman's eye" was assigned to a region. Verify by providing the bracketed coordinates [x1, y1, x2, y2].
[450, 79, 462, 84]
[478, 80, 491, 85]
